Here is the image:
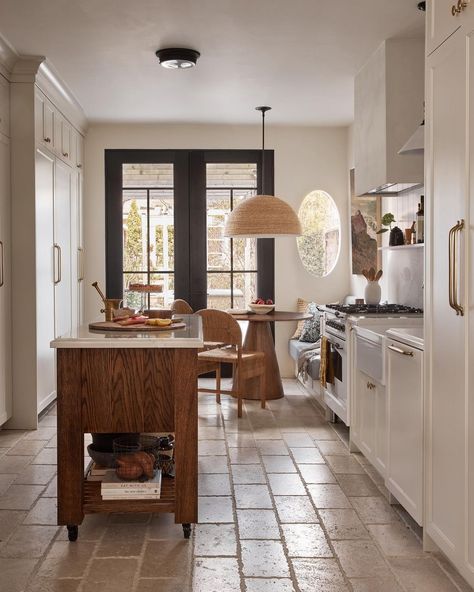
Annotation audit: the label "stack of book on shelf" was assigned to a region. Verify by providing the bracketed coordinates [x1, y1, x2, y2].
[86, 462, 162, 500]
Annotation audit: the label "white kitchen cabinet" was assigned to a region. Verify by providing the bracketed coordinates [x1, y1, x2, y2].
[0, 74, 10, 138]
[425, 6, 474, 584]
[386, 339, 423, 525]
[0, 133, 12, 426]
[10, 62, 86, 428]
[352, 370, 387, 479]
[426, 0, 462, 55]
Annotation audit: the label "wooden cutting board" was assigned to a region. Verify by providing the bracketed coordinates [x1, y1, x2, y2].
[89, 321, 186, 332]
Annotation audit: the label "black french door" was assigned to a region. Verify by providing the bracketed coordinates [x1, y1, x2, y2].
[105, 149, 274, 312]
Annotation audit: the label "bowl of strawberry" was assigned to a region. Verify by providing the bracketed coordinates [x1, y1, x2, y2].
[248, 298, 275, 314]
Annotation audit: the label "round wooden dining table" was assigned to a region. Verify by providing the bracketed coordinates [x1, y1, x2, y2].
[230, 311, 312, 401]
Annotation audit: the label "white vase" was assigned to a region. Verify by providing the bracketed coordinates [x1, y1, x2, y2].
[365, 281, 381, 305]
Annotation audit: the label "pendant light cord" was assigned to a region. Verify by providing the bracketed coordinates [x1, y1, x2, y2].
[256, 106, 271, 195]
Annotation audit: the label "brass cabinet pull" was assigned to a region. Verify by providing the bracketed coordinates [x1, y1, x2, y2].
[448, 222, 457, 312]
[78, 247, 84, 282]
[453, 220, 465, 316]
[366, 381, 376, 390]
[77, 163, 82, 169]
[453, 0, 468, 14]
[62, 152, 69, 158]
[388, 345, 414, 357]
[44, 137, 51, 143]
[0, 240, 4, 288]
[53, 243, 62, 284]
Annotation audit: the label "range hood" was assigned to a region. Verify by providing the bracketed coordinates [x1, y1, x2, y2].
[354, 39, 424, 196]
[398, 121, 424, 154]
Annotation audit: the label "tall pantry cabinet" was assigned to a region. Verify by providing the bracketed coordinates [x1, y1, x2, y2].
[0, 72, 12, 426]
[8, 57, 86, 429]
[425, 1, 474, 586]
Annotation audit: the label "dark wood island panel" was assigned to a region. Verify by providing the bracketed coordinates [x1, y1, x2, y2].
[56, 347, 197, 538]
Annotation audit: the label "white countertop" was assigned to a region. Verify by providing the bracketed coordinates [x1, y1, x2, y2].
[50, 315, 203, 349]
[386, 327, 424, 350]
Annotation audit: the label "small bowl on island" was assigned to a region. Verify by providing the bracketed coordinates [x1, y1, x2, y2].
[248, 298, 275, 315]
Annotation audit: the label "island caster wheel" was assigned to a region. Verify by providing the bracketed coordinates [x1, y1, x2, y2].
[67, 525, 78, 542]
[182, 523, 191, 539]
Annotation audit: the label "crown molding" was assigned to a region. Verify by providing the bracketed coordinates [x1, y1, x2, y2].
[0, 33, 18, 79]
[11, 56, 45, 82]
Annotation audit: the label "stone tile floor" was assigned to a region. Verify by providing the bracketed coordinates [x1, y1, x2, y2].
[0, 379, 472, 592]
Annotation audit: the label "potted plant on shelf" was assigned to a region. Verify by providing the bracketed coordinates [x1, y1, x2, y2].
[376, 213, 404, 246]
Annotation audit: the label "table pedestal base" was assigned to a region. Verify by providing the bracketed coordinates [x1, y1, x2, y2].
[234, 321, 283, 401]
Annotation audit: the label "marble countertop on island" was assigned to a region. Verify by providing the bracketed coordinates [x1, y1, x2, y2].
[50, 314, 203, 349]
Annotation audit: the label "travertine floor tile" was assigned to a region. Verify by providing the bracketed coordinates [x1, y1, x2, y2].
[0, 484, 44, 510]
[231, 464, 266, 484]
[198, 455, 229, 474]
[39, 415, 57, 427]
[336, 474, 380, 497]
[283, 433, 315, 447]
[332, 540, 391, 578]
[0, 557, 38, 592]
[316, 440, 350, 456]
[37, 541, 96, 578]
[95, 523, 145, 557]
[282, 524, 332, 558]
[262, 455, 296, 473]
[24, 497, 57, 525]
[267, 473, 306, 496]
[32, 449, 58, 465]
[0, 473, 15, 495]
[350, 496, 400, 524]
[290, 447, 325, 464]
[245, 577, 295, 592]
[319, 509, 369, 540]
[225, 433, 255, 447]
[14, 464, 56, 485]
[241, 540, 290, 577]
[0, 524, 58, 558]
[325, 455, 366, 474]
[24, 427, 56, 441]
[141, 540, 191, 577]
[147, 512, 189, 540]
[0, 455, 34, 473]
[56, 514, 109, 542]
[7, 440, 46, 456]
[198, 427, 226, 440]
[198, 496, 234, 523]
[367, 523, 424, 557]
[307, 426, 338, 440]
[299, 464, 337, 484]
[349, 577, 404, 592]
[193, 557, 240, 592]
[237, 509, 280, 539]
[292, 557, 349, 592]
[234, 484, 273, 509]
[198, 440, 227, 456]
[0, 431, 26, 447]
[26, 577, 81, 592]
[307, 484, 352, 509]
[135, 579, 186, 592]
[256, 440, 288, 455]
[389, 556, 461, 591]
[198, 473, 232, 496]
[274, 496, 318, 523]
[228, 447, 260, 464]
[194, 524, 237, 556]
[0, 509, 27, 541]
[83, 557, 138, 591]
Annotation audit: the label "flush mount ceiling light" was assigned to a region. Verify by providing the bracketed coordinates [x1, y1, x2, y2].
[155, 47, 200, 69]
[224, 107, 302, 238]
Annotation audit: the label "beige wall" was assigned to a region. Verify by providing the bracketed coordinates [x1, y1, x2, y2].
[84, 123, 350, 376]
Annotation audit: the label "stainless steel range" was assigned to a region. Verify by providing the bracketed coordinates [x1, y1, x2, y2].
[320, 303, 423, 425]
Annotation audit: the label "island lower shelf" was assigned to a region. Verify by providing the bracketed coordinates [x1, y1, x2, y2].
[83, 478, 175, 514]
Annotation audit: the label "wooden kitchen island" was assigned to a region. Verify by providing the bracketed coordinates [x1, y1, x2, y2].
[50, 315, 203, 541]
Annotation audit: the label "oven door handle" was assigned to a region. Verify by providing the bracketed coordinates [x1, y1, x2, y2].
[326, 337, 344, 352]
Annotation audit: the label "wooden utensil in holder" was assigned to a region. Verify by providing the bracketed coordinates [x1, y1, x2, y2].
[92, 281, 123, 321]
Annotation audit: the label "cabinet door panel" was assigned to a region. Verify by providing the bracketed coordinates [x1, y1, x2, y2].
[0, 74, 10, 138]
[426, 31, 466, 552]
[35, 148, 56, 410]
[54, 160, 72, 339]
[0, 136, 11, 425]
[387, 343, 423, 525]
[61, 119, 71, 162]
[426, 0, 460, 55]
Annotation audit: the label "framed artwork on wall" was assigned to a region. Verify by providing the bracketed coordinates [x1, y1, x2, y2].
[350, 169, 381, 274]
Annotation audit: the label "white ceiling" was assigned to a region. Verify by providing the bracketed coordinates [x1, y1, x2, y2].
[0, 0, 425, 125]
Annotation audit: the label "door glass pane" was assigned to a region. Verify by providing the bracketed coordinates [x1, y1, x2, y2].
[206, 163, 257, 310]
[207, 273, 231, 311]
[121, 164, 174, 310]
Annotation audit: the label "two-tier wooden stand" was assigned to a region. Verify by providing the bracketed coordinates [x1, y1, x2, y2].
[56, 347, 197, 541]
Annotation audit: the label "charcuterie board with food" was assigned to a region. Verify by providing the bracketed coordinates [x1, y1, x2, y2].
[89, 317, 186, 332]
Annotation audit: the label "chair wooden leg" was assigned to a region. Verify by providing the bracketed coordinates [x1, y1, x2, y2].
[215, 365, 221, 404]
[236, 366, 243, 418]
[260, 370, 266, 409]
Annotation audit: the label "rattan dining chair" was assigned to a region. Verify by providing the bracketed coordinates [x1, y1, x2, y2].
[171, 299, 194, 314]
[196, 309, 266, 418]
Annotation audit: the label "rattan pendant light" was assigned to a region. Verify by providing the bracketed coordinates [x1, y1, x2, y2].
[223, 107, 302, 238]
